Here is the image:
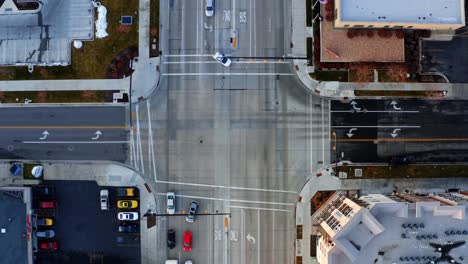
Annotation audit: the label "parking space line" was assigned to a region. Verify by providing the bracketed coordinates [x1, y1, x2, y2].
[155, 180, 297, 194]
[154, 193, 294, 206]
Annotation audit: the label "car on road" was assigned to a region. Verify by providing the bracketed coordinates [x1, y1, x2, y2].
[185, 261, 193, 264]
[185, 200, 199, 223]
[117, 200, 138, 209]
[183, 231, 192, 251]
[36, 230, 55, 238]
[389, 156, 411, 165]
[39, 241, 58, 251]
[37, 217, 53, 227]
[212, 52, 231, 67]
[100, 189, 109, 210]
[118, 224, 139, 233]
[117, 187, 135, 197]
[166, 192, 175, 214]
[118, 212, 139, 221]
[167, 229, 175, 249]
[205, 0, 214, 16]
[39, 200, 57, 209]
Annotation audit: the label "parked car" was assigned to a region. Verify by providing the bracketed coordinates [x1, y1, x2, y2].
[183, 231, 192, 251]
[117, 200, 138, 209]
[166, 192, 175, 214]
[39, 200, 57, 209]
[212, 52, 231, 67]
[205, 0, 214, 16]
[185, 200, 199, 223]
[185, 261, 193, 264]
[36, 230, 55, 238]
[100, 189, 109, 210]
[39, 241, 58, 251]
[167, 229, 176, 249]
[118, 224, 139, 233]
[9, 163, 22, 176]
[117, 187, 135, 197]
[389, 156, 411, 165]
[118, 212, 139, 221]
[37, 217, 53, 227]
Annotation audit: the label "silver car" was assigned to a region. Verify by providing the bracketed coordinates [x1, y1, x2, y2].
[185, 200, 199, 223]
[37, 230, 55, 238]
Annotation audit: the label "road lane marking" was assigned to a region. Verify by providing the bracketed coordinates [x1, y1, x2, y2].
[22, 141, 130, 144]
[147, 100, 157, 182]
[164, 54, 214, 57]
[335, 137, 468, 143]
[135, 104, 144, 173]
[272, 211, 275, 263]
[331, 110, 419, 113]
[310, 94, 313, 173]
[257, 209, 260, 264]
[332, 125, 420, 128]
[231, 206, 291, 213]
[130, 128, 136, 169]
[154, 193, 295, 206]
[163, 61, 289, 64]
[162, 72, 294, 76]
[196, 0, 199, 51]
[0, 126, 127, 129]
[155, 180, 297, 193]
[241, 208, 245, 264]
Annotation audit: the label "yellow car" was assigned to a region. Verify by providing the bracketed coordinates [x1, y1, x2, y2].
[117, 200, 138, 209]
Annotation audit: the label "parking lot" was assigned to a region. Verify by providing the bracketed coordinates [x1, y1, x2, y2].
[421, 34, 468, 83]
[33, 181, 141, 264]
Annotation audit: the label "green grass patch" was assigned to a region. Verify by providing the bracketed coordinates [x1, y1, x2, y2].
[0, 91, 116, 103]
[355, 90, 444, 97]
[310, 70, 348, 82]
[338, 164, 468, 179]
[0, 0, 139, 80]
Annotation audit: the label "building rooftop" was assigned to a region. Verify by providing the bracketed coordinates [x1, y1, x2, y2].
[338, 0, 464, 25]
[320, 5, 405, 62]
[0, 0, 94, 66]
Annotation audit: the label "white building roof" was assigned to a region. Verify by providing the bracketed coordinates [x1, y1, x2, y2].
[339, 0, 464, 25]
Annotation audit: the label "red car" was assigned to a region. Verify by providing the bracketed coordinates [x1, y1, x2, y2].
[40, 241, 58, 251]
[39, 200, 57, 209]
[183, 231, 192, 251]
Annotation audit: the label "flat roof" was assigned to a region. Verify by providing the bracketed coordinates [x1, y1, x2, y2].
[0, 0, 94, 65]
[0, 189, 28, 264]
[339, 0, 464, 24]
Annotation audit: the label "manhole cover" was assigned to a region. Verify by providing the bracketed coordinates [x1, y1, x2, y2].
[67, 145, 75, 151]
[7, 145, 14, 151]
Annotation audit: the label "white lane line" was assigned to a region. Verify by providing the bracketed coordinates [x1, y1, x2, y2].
[272, 211, 275, 263]
[330, 110, 419, 113]
[241, 209, 245, 264]
[249, 0, 252, 56]
[163, 61, 290, 64]
[155, 180, 298, 193]
[196, 0, 199, 51]
[22, 141, 130, 144]
[162, 72, 294, 76]
[131, 127, 138, 170]
[231, 205, 292, 212]
[135, 104, 145, 173]
[154, 193, 295, 206]
[257, 209, 260, 264]
[253, 0, 257, 56]
[163, 54, 214, 57]
[129, 128, 135, 167]
[331, 125, 421, 128]
[147, 100, 157, 182]
[310, 95, 313, 173]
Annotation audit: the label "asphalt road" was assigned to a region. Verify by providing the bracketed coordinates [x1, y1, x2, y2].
[0, 106, 129, 162]
[130, 0, 331, 263]
[331, 99, 468, 163]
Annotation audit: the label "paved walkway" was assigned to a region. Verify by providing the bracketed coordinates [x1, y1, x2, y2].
[0, 160, 159, 264]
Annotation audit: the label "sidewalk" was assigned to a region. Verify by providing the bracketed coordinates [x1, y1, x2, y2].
[289, 0, 468, 99]
[0, 160, 159, 264]
[295, 167, 341, 264]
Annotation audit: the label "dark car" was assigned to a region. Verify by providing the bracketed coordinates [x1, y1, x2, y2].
[167, 229, 175, 249]
[389, 156, 411, 165]
[118, 224, 139, 233]
[185, 200, 199, 223]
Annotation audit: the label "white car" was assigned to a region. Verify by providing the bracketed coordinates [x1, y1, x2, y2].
[213, 52, 231, 67]
[32, 165, 43, 178]
[118, 212, 139, 221]
[185, 261, 193, 264]
[205, 0, 214, 16]
[166, 192, 176, 214]
[100, 189, 109, 210]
